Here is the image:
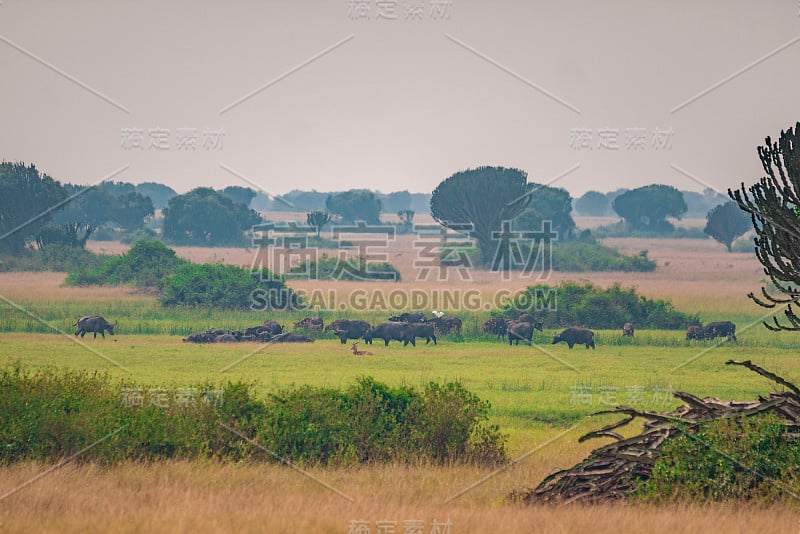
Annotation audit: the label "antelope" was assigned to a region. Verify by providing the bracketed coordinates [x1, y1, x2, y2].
[351, 342, 373, 355]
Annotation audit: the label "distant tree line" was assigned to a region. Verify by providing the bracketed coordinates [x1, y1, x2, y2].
[574, 187, 728, 219]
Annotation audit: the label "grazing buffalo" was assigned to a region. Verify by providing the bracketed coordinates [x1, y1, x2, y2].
[325, 319, 373, 344]
[552, 327, 595, 349]
[623, 322, 634, 337]
[388, 312, 427, 323]
[409, 322, 437, 345]
[293, 316, 324, 332]
[704, 321, 737, 342]
[429, 316, 463, 335]
[371, 321, 415, 346]
[483, 317, 509, 339]
[270, 332, 314, 343]
[215, 333, 239, 343]
[73, 315, 117, 339]
[507, 321, 533, 346]
[685, 325, 705, 341]
[261, 320, 283, 336]
[517, 313, 544, 331]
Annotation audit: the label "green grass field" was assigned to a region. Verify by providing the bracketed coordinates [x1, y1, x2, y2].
[4, 330, 798, 454]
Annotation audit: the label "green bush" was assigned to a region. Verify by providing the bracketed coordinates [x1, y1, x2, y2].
[0, 366, 506, 467]
[160, 262, 298, 310]
[287, 253, 401, 281]
[444, 241, 655, 272]
[550, 242, 656, 272]
[505, 281, 699, 329]
[0, 244, 105, 273]
[593, 221, 708, 239]
[258, 378, 506, 465]
[637, 414, 800, 503]
[66, 240, 188, 289]
[0, 365, 260, 464]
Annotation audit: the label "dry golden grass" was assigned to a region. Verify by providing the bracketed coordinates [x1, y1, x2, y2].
[0, 272, 143, 302]
[57, 233, 772, 315]
[0, 461, 796, 533]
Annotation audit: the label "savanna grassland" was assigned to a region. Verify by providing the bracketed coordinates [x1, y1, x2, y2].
[2, 231, 800, 533]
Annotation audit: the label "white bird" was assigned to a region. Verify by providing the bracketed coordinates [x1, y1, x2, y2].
[432, 310, 445, 318]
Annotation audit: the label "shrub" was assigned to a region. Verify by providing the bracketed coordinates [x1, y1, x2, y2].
[550, 242, 656, 272]
[638, 414, 800, 503]
[258, 378, 505, 466]
[504, 281, 699, 329]
[287, 253, 401, 281]
[0, 366, 506, 467]
[592, 221, 708, 239]
[0, 244, 105, 273]
[66, 240, 188, 289]
[443, 242, 655, 273]
[160, 262, 298, 310]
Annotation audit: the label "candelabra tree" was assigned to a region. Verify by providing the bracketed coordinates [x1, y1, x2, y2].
[730, 121, 800, 330]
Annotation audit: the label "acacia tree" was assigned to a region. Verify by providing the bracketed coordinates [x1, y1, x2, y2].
[703, 201, 751, 252]
[514, 183, 576, 240]
[730, 121, 800, 331]
[430, 166, 531, 267]
[325, 190, 382, 225]
[0, 162, 66, 254]
[221, 186, 256, 207]
[612, 184, 687, 232]
[163, 187, 262, 246]
[306, 210, 331, 238]
[574, 190, 610, 216]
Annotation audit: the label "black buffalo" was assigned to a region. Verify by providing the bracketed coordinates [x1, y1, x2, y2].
[325, 319, 373, 344]
[261, 320, 284, 336]
[371, 321, 415, 346]
[271, 332, 314, 343]
[293, 317, 323, 332]
[409, 322, 437, 345]
[552, 327, 595, 349]
[623, 322, 634, 337]
[686, 325, 705, 341]
[704, 321, 737, 342]
[517, 313, 544, 331]
[73, 315, 117, 339]
[507, 321, 533, 346]
[388, 312, 427, 323]
[429, 316, 463, 335]
[482, 317, 509, 339]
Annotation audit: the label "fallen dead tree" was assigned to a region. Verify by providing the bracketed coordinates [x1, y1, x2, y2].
[512, 360, 800, 504]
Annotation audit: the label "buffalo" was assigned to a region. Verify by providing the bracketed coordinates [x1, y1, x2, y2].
[73, 315, 117, 339]
[409, 322, 437, 345]
[271, 332, 314, 343]
[261, 320, 284, 336]
[388, 312, 427, 323]
[371, 321, 415, 346]
[552, 327, 595, 349]
[516, 314, 544, 331]
[623, 322, 634, 337]
[293, 316, 323, 332]
[704, 321, 737, 342]
[483, 317, 509, 339]
[325, 319, 373, 344]
[685, 325, 705, 341]
[429, 315, 463, 335]
[507, 321, 533, 346]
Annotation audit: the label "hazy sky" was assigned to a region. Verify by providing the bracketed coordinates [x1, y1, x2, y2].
[2, 1, 799, 199]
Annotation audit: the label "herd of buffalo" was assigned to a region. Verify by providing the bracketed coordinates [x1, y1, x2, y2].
[73, 313, 738, 348]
